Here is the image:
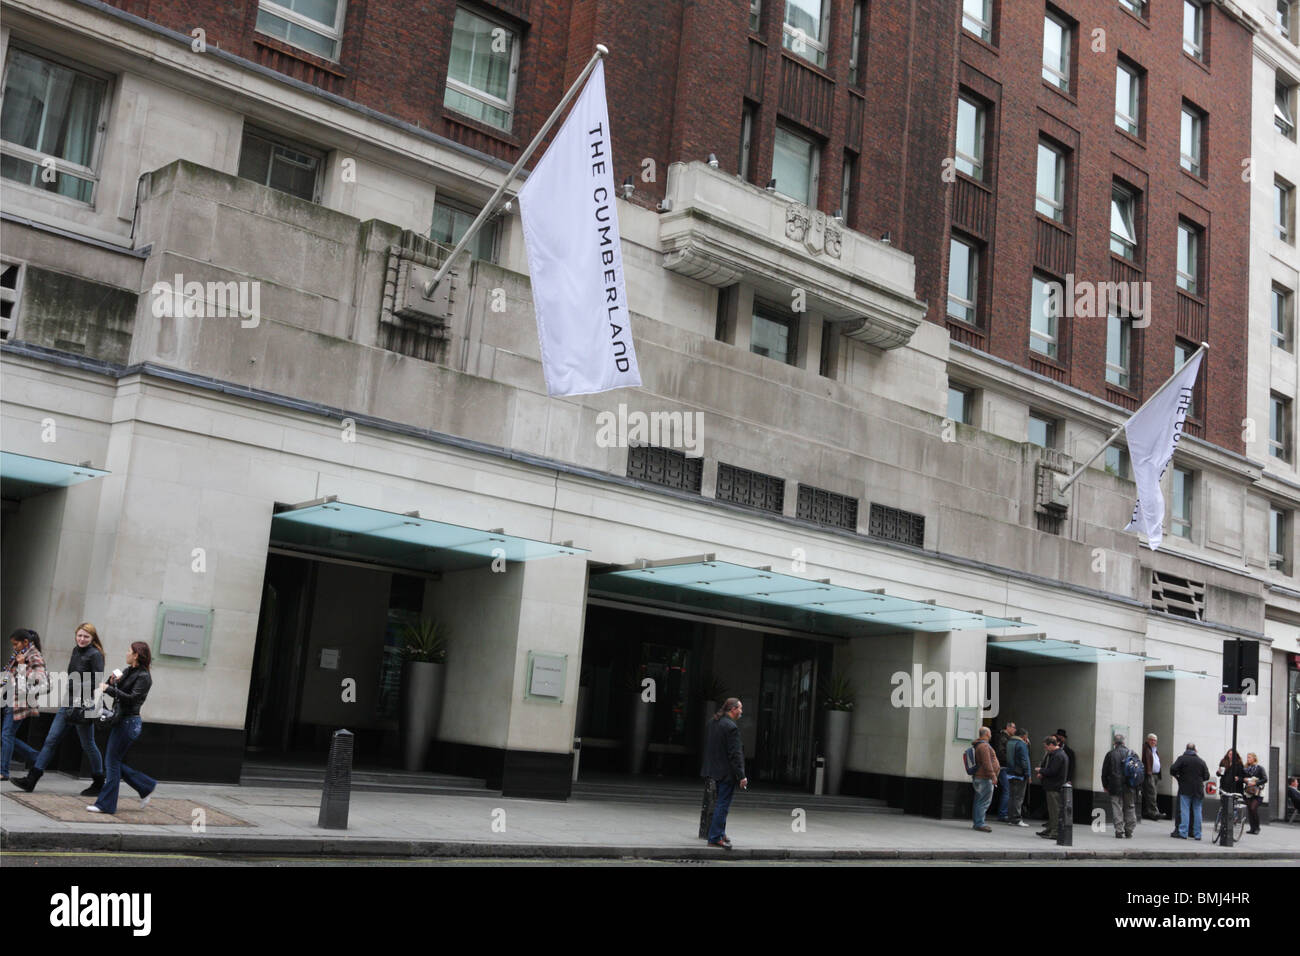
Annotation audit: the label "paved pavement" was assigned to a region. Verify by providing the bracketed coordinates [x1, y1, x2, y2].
[3, 771, 1298, 861]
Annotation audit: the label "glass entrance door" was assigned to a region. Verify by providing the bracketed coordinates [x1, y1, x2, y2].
[756, 636, 823, 787]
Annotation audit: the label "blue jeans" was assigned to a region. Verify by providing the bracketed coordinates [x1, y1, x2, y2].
[996, 768, 1010, 818]
[93, 717, 155, 813]
[34, 706, 104, 775]
[1, 707, 40, 776]
[972, 778, 994, 827]
[708, 779, 736, 842]
[1178, 794, 1203, 839]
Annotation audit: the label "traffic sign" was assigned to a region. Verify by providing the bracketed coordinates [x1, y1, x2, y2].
[1217, 693, 1247, 716]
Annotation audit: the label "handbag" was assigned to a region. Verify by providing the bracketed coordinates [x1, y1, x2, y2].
[92, 689, 122, 727]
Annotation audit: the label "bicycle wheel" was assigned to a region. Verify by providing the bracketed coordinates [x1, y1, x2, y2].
[1234, 808, 1246, 841]
[1212, 809, 1223, 841]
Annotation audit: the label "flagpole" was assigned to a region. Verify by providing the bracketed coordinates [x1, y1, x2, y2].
[1053, 341, 1208, 494]
[422, 44, 610, 297]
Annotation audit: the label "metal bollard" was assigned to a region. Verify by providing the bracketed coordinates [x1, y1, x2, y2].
[1218, 792, 1236, 847]
[814, 756, 825, 796]
[317, 728, 354, 830]
[698, 777, 718, 839]
[572, 737, 582, 783]
[1057, 782, 1073, 846]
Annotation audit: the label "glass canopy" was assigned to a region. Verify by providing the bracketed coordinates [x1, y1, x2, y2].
[987, 635, 1155, 664]
[270, 498, 587, 573]
[0, 451, 110, 500]
[589, 558, 1032, 638]
[1144, 664, 1211, 680]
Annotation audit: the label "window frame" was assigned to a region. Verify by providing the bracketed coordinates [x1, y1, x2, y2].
[1275, 283, 1296, 351]
[963, 0, 993, 42]
[948, 235, 980, 326]
[1119, 0, 1146, 18]
[750, 300, 798, 366]
[1171, 467, 1193, 539]
[1106, 310, 1132, 389]
[1277, 77, 1297, 139]
[782, 0, 831, 68]
[750, 0, 763, 32]
[1279, 0, 1297, 42]
[1115, 59, 1142, 137]
[1030, 272, 1060, 360]
[1028, 411, 1058, 450]
[443, 5, 521, 133]
[1110, 185, 1139, 261]
[1035, 138, 1066, 222]
[1276, 176, 1296, 244]
[739, 103, 755, 182]
[1104, 445, 1131, 480]
[1042, 10, 1072, 93]
[1183, 1, 1204, 60]
[255, 0, 347, 61]
[1180, 103, 1204, 178]
[430, 194, 500, 263]
[1272, 392, 1293, 462]
[0, 45, 112, 206]
[948, 384, 974, 425]
[848, 0, 866, 85]
[236, 125, 326, 204]
[955, 94, 986, 182]
[771, 124, 820, 207]
[1176, 219, 1201, 295]
[1270, 506, 1290, 573]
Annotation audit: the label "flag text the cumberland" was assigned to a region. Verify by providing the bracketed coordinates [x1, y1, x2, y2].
[1124, 350, 1204, 551]
[518, 59, 641, 397]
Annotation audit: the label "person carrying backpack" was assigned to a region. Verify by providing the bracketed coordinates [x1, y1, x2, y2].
[969, 726, 1000, 832]
[1101, 732, 1142, 839]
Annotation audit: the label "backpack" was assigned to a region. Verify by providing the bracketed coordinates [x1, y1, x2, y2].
[963, 744, 979, 776]
[1121, 748, 1144, 788]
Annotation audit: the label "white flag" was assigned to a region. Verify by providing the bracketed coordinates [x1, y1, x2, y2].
[517, 60, 641, 397]
[1124, 351, 1204, 551]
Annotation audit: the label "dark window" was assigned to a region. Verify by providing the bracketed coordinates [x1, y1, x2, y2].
[237, 126, 323, 202]
[868, 503, 925, 547]
[716, 463, 784, 513]
[627, 446, 703, 494]
[796, 484, 858, 531]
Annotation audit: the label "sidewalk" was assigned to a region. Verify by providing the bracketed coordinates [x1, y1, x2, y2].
[3, 772, 1298, 861]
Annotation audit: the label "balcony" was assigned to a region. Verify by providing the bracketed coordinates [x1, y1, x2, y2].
[659, 162, 927, 349]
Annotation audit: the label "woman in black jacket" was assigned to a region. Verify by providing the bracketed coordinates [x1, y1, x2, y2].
[1242, 753, 1268, 835]
[14, 622, 107, 795]
[87, 642, 157, 814]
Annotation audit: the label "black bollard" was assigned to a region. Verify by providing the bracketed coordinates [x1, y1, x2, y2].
[1057, 782, 1073, 846]
[699, 777, 717, 839]
[1218, 792, 1236, 847]
[318, 728, 354, 830]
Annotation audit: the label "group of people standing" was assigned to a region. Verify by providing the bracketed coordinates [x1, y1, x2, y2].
[969, 722, 1077, 839]
[1, 623, 157, 814]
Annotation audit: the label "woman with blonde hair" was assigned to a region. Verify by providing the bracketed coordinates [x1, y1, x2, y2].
[14, 622, 107, 795]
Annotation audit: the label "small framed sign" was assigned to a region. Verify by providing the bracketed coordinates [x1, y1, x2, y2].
[954, 707, 980, 742]
[526, 651, 567, 702]
[154, 603, 213, 664]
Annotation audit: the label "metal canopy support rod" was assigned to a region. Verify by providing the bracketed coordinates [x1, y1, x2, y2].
[422, 44, 610, 297]
[1054, 341, 1209, 495]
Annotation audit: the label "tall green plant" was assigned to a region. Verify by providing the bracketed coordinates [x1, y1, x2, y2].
[822, 671, 856, 712]
[400, 619, 450, 664]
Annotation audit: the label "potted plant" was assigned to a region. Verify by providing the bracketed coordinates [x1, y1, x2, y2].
[399, 619, 449, 772]
[821, 671, 856, 795]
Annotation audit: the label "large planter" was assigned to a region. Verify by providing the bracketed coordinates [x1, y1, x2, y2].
[400, 660, 445, 772]
[626, 695, 654, 774]
[823, 709, 852, 795]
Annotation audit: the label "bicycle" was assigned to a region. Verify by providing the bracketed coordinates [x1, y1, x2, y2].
[1212, 790, 1247, 843]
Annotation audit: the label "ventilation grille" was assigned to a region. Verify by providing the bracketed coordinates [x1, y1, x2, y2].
[796, 484, 858, 531]
[1150, 570, 1205, 620]
[0, 262, 21, 339]
[868, 503, 925, 547]
[716, 463, 784, 513]
[627, 445, 702, 493]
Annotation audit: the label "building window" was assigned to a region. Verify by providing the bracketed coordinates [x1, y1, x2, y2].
[1176, 220, 1200, 294]
[444, 7, 519, 132]
[1174, 339, 1205, 421]
[1030, 273, 1060, 360]
[840, 154, 854, 221]
[848, 1, 865, 85]
[751, 302, 795, 365]
[1183, 1, 1204, 59]
[963, 0, 993, 41]
[1180, 104, 1204, 177]
[796, 484, 859, 532]
[1277, 177, 1296, 243]
[1106, 312, 1131, 389]
[430, 197, 499, 262]
[237, 126, 324, 202]
[948, 236, 979, 325]
[255, 0, 346, 60]
[1271, 392, 1292, 462]
[868, 503, 925, 547]
[955, 94, 986, 181]
[1110, 185, 1138, 260]
[1119, 0, 1146, 17]
[1035, 140, 1066, 221]
[716, 463, 785, 514]
[1275, 283, 1296, 351]
[1115, 60, 1141, 136]
[1270, 507, 1290, 572]
[1028, 412, 1057, 449]
[627, 445, 703, 494]
[739, 104, 755, 181]
[772, 125, 819, 206]
[0, 260, 23, 339]
[1042, 10, 1072, 92]
[0, 48, 109, 204]
[1104, 445, 1131, 479]
[1278, 77, 1298, 139]
[783, 0, 830, 68]
[948, 385, 973, 425]
[1279, 0, 1296, 41]
[750, 0, 762, 32]
[1171, 467, 1193, 539]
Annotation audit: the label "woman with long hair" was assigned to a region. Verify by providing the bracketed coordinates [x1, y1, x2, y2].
[1242, 752, 1268, 835]
[88, 641, 157, 814]
[1217, 748, 1245, 795]
[1, 629, 46, 780]
[14, 623, 107, 795]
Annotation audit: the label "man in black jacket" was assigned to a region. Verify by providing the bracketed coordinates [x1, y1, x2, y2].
[701, 698, 747, 848]
[1055, 728, 1076, 785]
[1101, 733, 1139, 839]
[1035, 736, 1068, 839]
[1169, 742, 1210, 840]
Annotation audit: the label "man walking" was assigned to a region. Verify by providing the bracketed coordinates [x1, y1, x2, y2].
[1141, 733, 1163, 820]
[1004, 726, 1031, 827]
[1035, 735, 1068, 839]
[971, 726, 1000, 832]
[1169, 742, 1209, 841]
[701, 697, 747, 849]
[1101, 733, 1139, 839]
[994, 720, 1016, 822]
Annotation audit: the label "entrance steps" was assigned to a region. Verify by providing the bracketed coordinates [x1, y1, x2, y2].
[572, 775, 901, 813]
[239, 761, 493, 796]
